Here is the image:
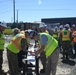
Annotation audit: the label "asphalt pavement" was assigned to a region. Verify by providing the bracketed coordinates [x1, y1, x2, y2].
[3, 35, 76, 75]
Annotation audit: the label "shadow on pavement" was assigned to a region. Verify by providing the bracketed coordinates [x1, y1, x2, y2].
[62, 59, 76, 66]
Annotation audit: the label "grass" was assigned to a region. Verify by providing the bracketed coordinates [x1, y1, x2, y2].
[3, 28, 13, 35]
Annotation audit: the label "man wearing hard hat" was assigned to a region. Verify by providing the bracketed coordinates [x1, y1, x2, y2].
[0, 22, 7, 74]
[72, 24, 76, 58]
[58, 25, 63, 53]
[71, 24, 76, 33]
[53, 26, 59, 41]
[59, 24, 72, 61]
[39, 22, 49, 33]
[29, 31, 59, 75]
[39, 22, 49, 73]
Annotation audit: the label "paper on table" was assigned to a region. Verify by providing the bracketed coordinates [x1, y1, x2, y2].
[27, 47, 36, 65]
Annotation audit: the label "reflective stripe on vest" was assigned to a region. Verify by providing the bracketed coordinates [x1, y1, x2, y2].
[62, 30, 70, 41]
[11, 36, 22, 50]
[39, 33, 58, 56]
[6, 34, 24, 53]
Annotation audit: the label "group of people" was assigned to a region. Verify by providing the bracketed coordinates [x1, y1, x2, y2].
[0, 22, 76, 75]
[0, 24, 32, 75]
[52, 24, 76, 61]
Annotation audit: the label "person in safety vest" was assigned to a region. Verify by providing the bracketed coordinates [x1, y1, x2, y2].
[29, 31, 60, 75]
[17, 30, 31, 70]
[59, 24, 72, 61]
[39, 22, 49, 73]
[72, 27, 76, 58]
[58, 25, 63, 53]
[6, 28, 30, 75]
[71, 24, 76, 33]
[6, 28, 21, 75]
[39, 22, 49, 33]
[0, 22, 7, 75]
[53, 26, 59, 41]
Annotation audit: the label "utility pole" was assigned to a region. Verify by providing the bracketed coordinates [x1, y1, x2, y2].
[13, 0, 15, 26]
[17, 9, 18, 23]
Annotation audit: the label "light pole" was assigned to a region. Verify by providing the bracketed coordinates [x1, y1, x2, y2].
[13, 0, 15, 26]
[17, 9, 18, 23]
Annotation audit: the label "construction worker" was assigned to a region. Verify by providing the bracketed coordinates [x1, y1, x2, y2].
[58, 25, 63, 53]
[6, 29, 30, 75]
[69, 24, 76, 56]
[0, 22, 7, 75]
[58, 25, 63, 37]
[29, 31, 59, 75]
[6, 28, 20, 75]
[39, 22, 49, 33]
[53, 26, 59, 40]
[71, 24, 76, 33]
[59, 24, 72, 60]
[39, 22, 49, 73]
[72, 26, 76, 58]
[17, 30, 30, 70]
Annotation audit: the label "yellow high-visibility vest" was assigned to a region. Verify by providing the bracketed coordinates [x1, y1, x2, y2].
[53, 31, 59, 40]
[6, 33, 25, 53]
[62, 30, 70, 41]
[38, 33, 58, 56]
[0, 33, 5, 50]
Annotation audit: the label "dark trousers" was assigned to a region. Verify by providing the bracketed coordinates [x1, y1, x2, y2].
[40, 51, 46, 69]
[74, 42, 76, 55]
[7, 49, 19, 75]
[0, 50, 3, 71]
[17, 50, 26, 68]
[62, 41, 70, 59]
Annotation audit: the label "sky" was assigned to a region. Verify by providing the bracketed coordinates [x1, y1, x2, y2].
[0, 0, 76, 23]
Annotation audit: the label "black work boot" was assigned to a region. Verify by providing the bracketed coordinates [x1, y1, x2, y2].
[66, 55, 69, 60]
[61, 55, 65, 60]
[40, 69, 45, 73]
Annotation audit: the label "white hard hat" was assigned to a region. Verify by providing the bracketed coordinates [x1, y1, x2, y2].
[59, 25, 63, 29]
[39, 22, 47, 28]
[65, 24, 69, 27]
[55, 26, 58, 29]
[72, 24, 75, 27]
[0, 22, 7, 28]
